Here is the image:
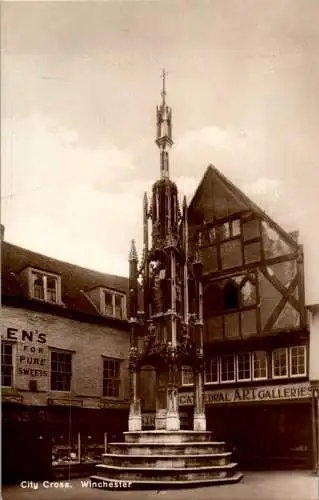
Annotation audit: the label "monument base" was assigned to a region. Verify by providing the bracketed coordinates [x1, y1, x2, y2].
[193, 412, 206, 431]
[128, 415, 142, 432]
[92, 430, 243, 489]
[166, 412, 180, 431]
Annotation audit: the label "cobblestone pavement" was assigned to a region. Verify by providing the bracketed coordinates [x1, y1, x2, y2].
[2, 471, 318, 500]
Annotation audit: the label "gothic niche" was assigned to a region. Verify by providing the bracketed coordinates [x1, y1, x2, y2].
[150, 257, 171, 314]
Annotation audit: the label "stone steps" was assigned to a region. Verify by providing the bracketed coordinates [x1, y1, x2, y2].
[92, 430, 243, 489]
[109, 442, 226, 455]
[123, 431, 213, 443]
[90, 471, 244, 489]
[102, 452, 232, 467]
[95, 462, 238, 481]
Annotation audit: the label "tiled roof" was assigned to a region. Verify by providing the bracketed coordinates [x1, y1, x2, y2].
[1, 241, 129, 322]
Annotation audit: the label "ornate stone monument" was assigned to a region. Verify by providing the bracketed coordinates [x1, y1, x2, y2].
[91, 72, 243, 488]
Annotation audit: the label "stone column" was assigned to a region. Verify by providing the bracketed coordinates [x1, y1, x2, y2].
[193, 359, 206, 431]
[193, 312, 206, 431]
[166, 360, 180, 431]
[128, 352, 142, 432]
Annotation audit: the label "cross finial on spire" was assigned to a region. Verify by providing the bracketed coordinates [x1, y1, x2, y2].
[156, 68, 173, 179]
[161, 68, 167, 105]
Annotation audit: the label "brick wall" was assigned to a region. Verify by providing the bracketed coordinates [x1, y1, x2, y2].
[1, 306, 130, 407]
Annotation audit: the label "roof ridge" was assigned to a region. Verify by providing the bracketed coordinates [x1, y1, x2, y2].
[2, 241, 129, 281]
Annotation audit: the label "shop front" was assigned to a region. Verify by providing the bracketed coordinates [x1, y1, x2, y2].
[2, 402, 129, 484]
[179, 381, 312, 469]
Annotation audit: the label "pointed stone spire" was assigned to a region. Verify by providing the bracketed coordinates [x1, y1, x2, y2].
[143, 192, 148, 215]
[183, 195, 187, 210]
[155, 69, 173, 180]
[129, 239, 138, 262]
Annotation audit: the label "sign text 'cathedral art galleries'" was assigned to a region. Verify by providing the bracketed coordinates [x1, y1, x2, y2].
[179, 382, 311, 406]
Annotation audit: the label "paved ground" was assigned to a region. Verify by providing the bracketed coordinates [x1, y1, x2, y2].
[2, 471, 318, 500]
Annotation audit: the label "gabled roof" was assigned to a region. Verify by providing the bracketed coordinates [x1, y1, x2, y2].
[1, 241, 129, 325]
[188, 165, 299, 249]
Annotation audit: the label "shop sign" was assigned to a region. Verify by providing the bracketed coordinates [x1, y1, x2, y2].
[100, 400, 129, 409]
[2, 393, 23, 404]
[179, 382, 311, 406]
[1, 326, 49, 389]
[48, 398, 83, 407]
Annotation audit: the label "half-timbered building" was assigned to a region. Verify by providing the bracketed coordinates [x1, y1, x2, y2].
[178, 165, 310, 469]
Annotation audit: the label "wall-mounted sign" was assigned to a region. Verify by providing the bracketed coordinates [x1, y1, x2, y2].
[15, 328, 49, 390]
[179, 382, 311, 407]
[100, 400, 129, 409]
[2, 393, 23, 404]
[1, 327, 49, 390]
[4, 327, 47, 343]
[48, 398, 83, 407]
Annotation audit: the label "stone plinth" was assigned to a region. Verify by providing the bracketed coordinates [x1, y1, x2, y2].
[91, 430, 243, 489]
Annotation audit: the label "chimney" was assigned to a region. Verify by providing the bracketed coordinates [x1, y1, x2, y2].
[0, 224, 4, 241]
[289, 230, 299, 243]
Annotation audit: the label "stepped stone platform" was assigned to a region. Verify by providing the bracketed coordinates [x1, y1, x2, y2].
[91, 430, 243, 489]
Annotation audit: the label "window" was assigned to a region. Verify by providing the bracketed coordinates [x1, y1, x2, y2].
[31, 270, 60, 303]
[51, 351, 72, 391]
[205, 357, 219, 384]
[181, 366, 194, 386]
[219, 219, 241, 240]
[290, 346, 306, 377]
[220, 354, 235, 383]
[224, 280, 239, 309]
[103, 358, 121, 397]
[237, 352, 251, 381]
[103, 290, 126, 319]
[252, 351, 268, 380]
[272, 348, 288, 378]
[220, 222, 231, 240]
[1, 342, 13, 387]
[231, 219, 241, 236]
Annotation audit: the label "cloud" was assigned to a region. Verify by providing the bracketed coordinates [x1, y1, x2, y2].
[178, 127, 230, 149]
[241, 177, 283, 213]
[174, 126, 267, 182]
[242, 177, 281, 198]
[2, 115, 135, 195]
[1, 114, 142, 275]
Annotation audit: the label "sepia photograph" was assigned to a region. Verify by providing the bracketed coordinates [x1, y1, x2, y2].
[1, 1, 319, 499]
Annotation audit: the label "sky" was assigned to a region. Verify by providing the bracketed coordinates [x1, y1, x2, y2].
[1, 0, 319, 303]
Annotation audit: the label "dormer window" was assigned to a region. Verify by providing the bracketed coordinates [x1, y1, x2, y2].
[103, 289, 126, 320]
[30, 269, 61, 304]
